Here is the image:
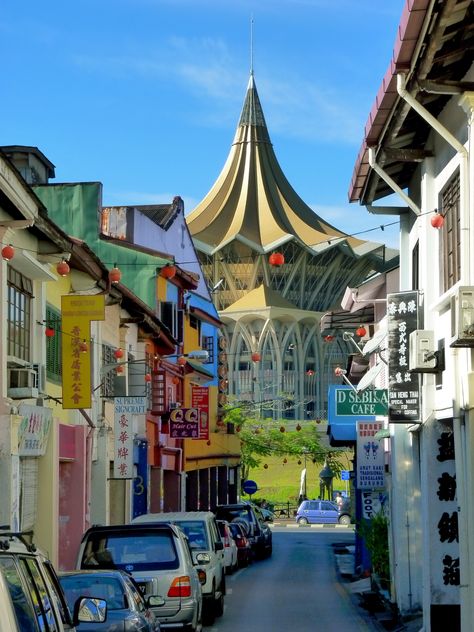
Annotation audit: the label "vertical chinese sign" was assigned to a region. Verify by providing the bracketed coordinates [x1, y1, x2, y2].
[61, 295, 105, 409]
[356, 421, 385, 490]
[191, 385, 210, 440]
[113, 397, 146, 479]
[387, 291, 421, 422]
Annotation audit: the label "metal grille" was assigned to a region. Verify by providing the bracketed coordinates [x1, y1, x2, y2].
[441, 173, 461, 292]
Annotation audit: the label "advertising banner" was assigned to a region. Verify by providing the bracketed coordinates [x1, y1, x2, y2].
[387, 291, 421, 422]
[62, 295, 105, 409]
[356, 421, 385, 490]
[17, 404, 52, 456]
[335, 388, 388, 416]
[170, 408, 200, 438]
[191, 386, 210, 440]
[113, 397, 146, 479]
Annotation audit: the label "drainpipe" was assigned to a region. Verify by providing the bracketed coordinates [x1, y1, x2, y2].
[368, 148, 422, 216]
[397, 73, 470, 285]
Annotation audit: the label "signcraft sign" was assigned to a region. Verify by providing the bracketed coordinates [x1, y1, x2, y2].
[170, 407, 200, 438]
[113, 397, 146, 479]
[387, 291, 421, 422]
[356, 421, 385, 490]
[335, 388, 388, 416]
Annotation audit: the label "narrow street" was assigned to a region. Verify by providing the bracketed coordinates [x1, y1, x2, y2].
[207, 528, 379, 631]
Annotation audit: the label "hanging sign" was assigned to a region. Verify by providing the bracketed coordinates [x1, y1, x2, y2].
[191, 386, 209, 440]
[387, 291, 421, 422]
[113, 397, 146, 479]
[170, 408, 200, 438]
[356, 421, 385, 490]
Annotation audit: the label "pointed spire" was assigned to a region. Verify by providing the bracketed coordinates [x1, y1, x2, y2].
[238, 74, 269, 134]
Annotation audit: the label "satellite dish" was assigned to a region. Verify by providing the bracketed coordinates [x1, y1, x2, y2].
[356, 363, 384, 392]
[362, 328, 387, 355]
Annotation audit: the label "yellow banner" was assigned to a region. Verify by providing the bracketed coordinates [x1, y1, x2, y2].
[61, 295, 105, 409]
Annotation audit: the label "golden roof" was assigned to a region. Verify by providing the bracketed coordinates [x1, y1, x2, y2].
[221, 283, 297, 312]
[187, 74, 380, 258]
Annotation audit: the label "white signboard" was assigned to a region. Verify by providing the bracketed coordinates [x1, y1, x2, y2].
[356, 421, 385, 490]
[17, 404, 52, 456]
[361, 491, 387, 519]
[113, 397, 146, 479]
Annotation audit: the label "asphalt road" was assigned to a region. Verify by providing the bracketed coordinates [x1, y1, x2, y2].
[205, 528, 379, 632]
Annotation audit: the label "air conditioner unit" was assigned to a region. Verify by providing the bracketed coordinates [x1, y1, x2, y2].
[451, 287, 474, 347]
[409, 330, 437, 372]
[7, 368, 39, 399]
[32, 363, 46, 393]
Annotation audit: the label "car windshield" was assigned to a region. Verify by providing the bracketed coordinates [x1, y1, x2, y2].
[216, 508, 254, 525]
[81, 529, 179, 571]
[60, 575, 125, 611]
[173, 521, 209, 551]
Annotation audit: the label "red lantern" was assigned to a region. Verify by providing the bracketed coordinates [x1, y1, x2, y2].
[279, 426, 286, 433]
[109, 266, 121, 284]
[177, 356, 187, 366]
[172, 376, 180, 385]
[263, 464, 268, 469]
[45, 327, 55, 338]
[116, 365, 124, 374]
[315, 418, 322, 425]
[251, 352, 261, 363]
[283, 458, 288, 464]
[306, 369, 315, 377]
[431, 212, 444, 229]
[1, 244, 14, 261]
[114, 348, 124, 359]
[356, 326, 367, 338]
[296, 423, 302, 432]
[56, 260, 70, 276]
[160, 264, 177, 279]
[145, 373, 152, 383]
[324, 335, 334, 343]
[206, 440, 211, 446]
[334, 366, 344, 376]
[269, 252, 285, 266]
[298, 460, 302, 465]
[79, 340, 88, 353]
[236, 425, 242, 433]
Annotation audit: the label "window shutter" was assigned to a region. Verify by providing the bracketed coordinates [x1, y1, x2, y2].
[151, 370, 167, 415]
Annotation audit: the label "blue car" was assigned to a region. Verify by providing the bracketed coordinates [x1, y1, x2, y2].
[59, 569, 161, 631]
[295, 500, 349, 525]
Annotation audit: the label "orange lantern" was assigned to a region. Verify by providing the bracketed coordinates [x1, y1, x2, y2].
[172, 376, 180, 385]
[431, 212, 444, 229]
[269, 252, 285, 266]
[1, 244, 14, 261]
[356, 326, 367, 338]
[145, 373, 152, 383]
[160, 264, 177, 279]
[79, 340, 88, 353]
[177, 356, 187, 366]
[56, 260, 70, 276]
[109, 266, 121, 284]
[114, 348, 124, 359]
[251, 352, 261, 362]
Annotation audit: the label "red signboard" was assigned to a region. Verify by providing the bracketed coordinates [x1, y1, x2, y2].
[170, 408, 200, 438]
[192, 386, 210, 440]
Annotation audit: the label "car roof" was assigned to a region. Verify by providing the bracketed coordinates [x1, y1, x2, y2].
[132, 511, 216, 523]
[59, 569, 127, 578]
[81, 522, 181, 541]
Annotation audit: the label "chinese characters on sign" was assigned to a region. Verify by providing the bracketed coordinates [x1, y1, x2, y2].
[113, 397, 146, 479]
[62, 295, 105, 409]
[356, 421, 385, 489]
[191, 386, 209, 440]
[435, 429, 460, 588]
[387, 291, 421, 422]
[170, 408, 200, 438]
[17, 404, 52, 456]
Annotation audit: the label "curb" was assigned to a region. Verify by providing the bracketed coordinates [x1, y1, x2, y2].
[271, 521, 354, 529]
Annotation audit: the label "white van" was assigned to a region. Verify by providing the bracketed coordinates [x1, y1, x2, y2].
[133, 512, 226, 626]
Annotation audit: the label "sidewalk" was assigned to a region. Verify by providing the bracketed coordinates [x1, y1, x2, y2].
[333, 542, 423, 632]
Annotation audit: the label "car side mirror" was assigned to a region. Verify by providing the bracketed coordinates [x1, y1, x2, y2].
[75, 597, 107, 624]
[196, 552, 211, 564]
[215, 541, 224, 552]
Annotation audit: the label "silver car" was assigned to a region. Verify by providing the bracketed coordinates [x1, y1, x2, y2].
[76, 523, 202, 631]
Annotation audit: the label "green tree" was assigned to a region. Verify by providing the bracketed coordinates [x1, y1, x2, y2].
[223, 405, 344, 483]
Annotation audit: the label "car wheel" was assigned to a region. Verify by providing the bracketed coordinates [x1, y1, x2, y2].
[202, 589, 216, 626]
[297, 517, 309, 525]
[214, 578, 225, 618]
[338, 514, 351, 525]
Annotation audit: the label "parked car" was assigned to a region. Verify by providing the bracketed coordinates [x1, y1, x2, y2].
[338, 498, 352, 525]
[295, 499, 349, 524]
[59, 569, 161, 631]
[215, 502, 272, 559]
[77, 522, 202, 631]
[0, 530, 106, 632]
[132, 512, 225, 626]
[216, 520, 238, 575]
[260, 507, 275, 522]
[228, 522, 252, 568]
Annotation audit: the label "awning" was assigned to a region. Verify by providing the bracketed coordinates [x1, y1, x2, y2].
[320, 305, 374, 332]
[184, 359, 215, 384]
[327, 422, 357, 447]
[374, 429, 390, 440]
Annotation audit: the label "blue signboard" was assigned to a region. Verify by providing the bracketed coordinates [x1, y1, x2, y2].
[242, 480, 258, 495]
[341, 470, 350, 481]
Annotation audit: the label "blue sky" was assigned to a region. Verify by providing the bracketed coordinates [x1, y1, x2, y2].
[1, 0, 404, 248]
